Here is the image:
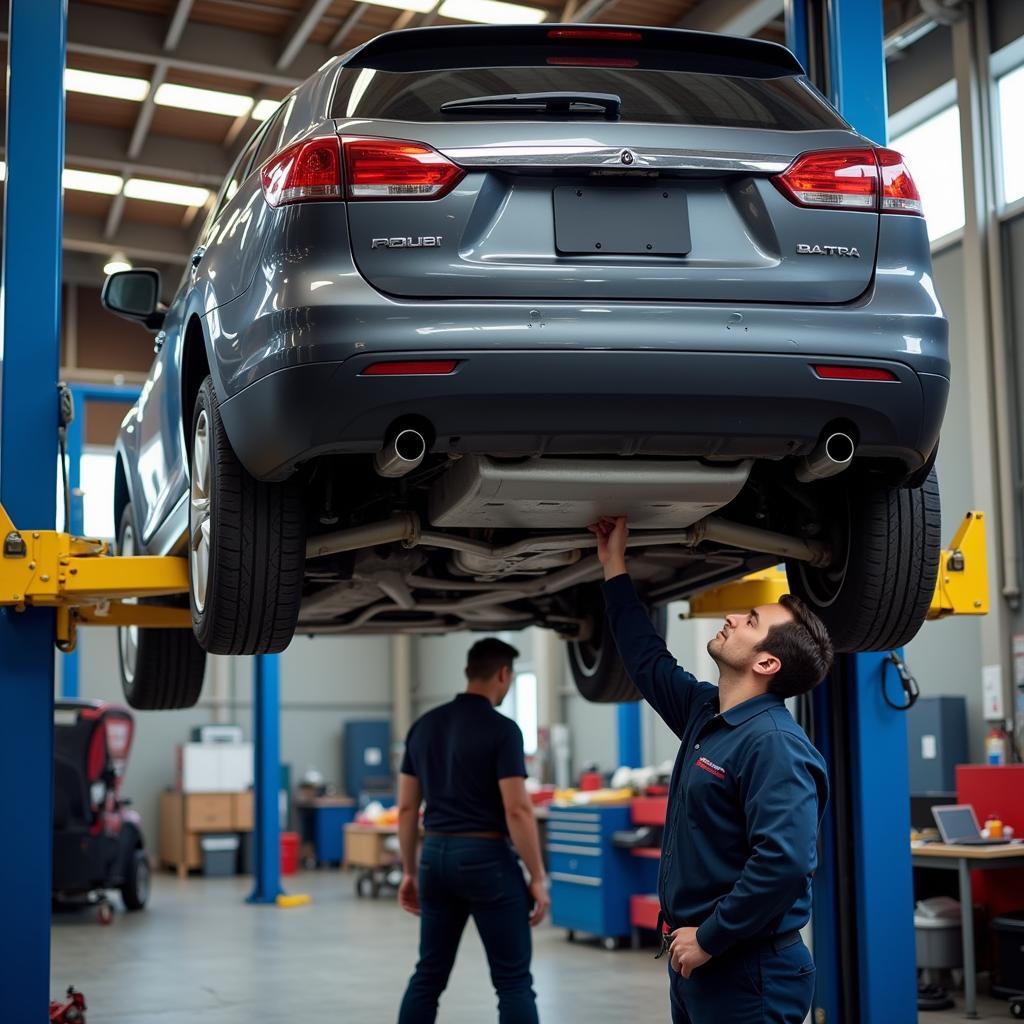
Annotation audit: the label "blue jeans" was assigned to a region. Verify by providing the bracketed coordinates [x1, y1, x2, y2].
[669, 938, 816, 1024]
[398, 836, 539, 1024]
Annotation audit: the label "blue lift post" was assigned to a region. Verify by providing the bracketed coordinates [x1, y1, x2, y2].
[62, 383, 141, 699]
[786, 1, 919, 1021]
[0, 0, 67, 1013]
[616, 701, 643, 769]
[248, 654, 284, 904]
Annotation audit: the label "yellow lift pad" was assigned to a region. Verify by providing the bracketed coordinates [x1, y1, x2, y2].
[688, 510, 988, 621]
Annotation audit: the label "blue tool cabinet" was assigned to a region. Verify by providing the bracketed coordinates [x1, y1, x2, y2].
[547, 804, 641, 947]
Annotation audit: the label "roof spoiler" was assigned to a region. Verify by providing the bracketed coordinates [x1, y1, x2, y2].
[342, 23, 805, 77]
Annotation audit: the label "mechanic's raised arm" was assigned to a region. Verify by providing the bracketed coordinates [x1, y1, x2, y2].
[590, 517, 716, 738]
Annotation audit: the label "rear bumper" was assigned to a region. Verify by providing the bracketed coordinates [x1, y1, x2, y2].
[219, 345, 948, 481]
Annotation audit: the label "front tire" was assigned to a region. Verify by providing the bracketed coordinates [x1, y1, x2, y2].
[786, 467, 941, 653]
[189, 376, 306, 655]
[117, 506, 206, 709]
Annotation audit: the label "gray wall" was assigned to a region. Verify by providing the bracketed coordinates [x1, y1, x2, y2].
[886, 25, 953, 117]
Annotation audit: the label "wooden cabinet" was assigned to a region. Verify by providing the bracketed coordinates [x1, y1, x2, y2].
[160, 790, 253, 878]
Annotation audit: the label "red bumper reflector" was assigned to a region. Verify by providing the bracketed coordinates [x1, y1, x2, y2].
[814, 365, 898, 382]
[362, 360, 460, 376]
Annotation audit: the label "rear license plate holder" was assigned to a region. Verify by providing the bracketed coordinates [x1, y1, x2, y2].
[553, 186, 690, 256]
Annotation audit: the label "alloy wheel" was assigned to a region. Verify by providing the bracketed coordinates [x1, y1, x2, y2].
[190, 409, 212, 613]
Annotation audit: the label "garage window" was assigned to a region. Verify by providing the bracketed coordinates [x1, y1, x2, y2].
[997, 62, 1024, 205]
[890, 102, 965, 243]
[499, 670, 538, 757]
[57, 448, 115, 539]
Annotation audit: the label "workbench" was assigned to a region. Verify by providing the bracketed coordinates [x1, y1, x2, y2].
[911, 842, 1024, 1018]
[159, 790, 253, 879]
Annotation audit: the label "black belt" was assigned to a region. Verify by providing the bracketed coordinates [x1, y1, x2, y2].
[751, 929, 802, 953]
[655, 911, 801, 960]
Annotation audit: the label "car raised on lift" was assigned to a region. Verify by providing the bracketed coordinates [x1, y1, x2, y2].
[103, 23, 947, 710]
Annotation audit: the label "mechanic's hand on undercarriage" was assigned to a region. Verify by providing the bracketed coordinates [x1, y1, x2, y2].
[589, 516, 629, 581]
[669, 927, 712, 978]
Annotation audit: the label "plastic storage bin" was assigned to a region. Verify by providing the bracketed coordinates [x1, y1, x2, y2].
[201, 834, 239, 877]
[992, 911, 1024, 998]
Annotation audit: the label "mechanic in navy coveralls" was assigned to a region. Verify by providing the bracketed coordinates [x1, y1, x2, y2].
[590, 516, 833, 1024]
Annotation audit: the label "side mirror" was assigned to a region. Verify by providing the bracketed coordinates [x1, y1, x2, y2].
[101, 269, 165, 331]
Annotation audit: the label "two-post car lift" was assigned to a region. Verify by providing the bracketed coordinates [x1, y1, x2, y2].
[0, 0, 990, 1020]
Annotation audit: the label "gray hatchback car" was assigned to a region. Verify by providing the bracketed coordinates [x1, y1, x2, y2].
[103, 24, 947, 710]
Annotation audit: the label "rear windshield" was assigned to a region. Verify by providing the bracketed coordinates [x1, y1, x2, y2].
[330, 65, 843, 131]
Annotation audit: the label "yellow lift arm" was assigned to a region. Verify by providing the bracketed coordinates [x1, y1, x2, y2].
[688, 510, 989, 621]
[0, 501, 190, 651]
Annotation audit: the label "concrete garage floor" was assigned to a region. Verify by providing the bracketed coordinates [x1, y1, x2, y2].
[51, 871, 1011, 1022]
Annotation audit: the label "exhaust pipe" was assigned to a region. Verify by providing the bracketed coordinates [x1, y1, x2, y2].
[795, 431, 855, 483]
[375, 428, 427, 479]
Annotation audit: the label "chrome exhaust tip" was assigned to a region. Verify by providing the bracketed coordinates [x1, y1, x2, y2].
[375, 428, 427, 479]
[795, 431, 855, 483]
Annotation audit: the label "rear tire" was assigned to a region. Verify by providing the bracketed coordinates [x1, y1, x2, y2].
[567, 583, 666, 703]
[189, 376, 306, 655]
[786, 467, 941, 653]
[121, 848, 150, 911]
[117, 506, 206, 710]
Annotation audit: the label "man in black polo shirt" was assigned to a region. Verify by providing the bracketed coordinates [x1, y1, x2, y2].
[590, 516, 832, 1024]
[396, 637, 548, 1024]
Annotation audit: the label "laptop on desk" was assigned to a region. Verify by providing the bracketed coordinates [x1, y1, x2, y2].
[932, 804, 1013, 846]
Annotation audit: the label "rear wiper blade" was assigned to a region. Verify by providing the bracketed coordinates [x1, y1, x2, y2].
[440, 91, 621, 120]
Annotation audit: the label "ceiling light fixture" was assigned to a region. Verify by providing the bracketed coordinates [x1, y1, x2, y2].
[365, 0, 438, 13]
[437, 0, 546, 22]
[252, 99, 282, 121]
[63, 168, 125, 195]
[65, 68, 150, 102]
[123, 178, 211, 207]
[103, 253, 133, 275]
[154, 83, 254, 118]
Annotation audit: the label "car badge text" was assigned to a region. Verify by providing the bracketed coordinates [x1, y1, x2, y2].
[796, 243, 860, 257]
[371, 236, 443, 249]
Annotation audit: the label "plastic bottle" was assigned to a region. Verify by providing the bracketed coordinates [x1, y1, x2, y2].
[985, 814, 1004, 838]
[985, 726, 1007, 765]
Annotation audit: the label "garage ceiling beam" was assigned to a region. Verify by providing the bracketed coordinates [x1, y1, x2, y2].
[0, 3, 312, 89]
[53, 123, 229, 187]
[573, 0, 613, 23]
[675, 0, 783, 35]
[164, 0, 196, 51]
[63, 213, 191, 266]
[278, 0, 335, 70]
[329, 3, 369, 50]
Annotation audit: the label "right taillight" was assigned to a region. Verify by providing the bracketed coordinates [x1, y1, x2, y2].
[342, 138, 465, 200]
[772, 147, 922, 216]
[875, 147, 923, 214]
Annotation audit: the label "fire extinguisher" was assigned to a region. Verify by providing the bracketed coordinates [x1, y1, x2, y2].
[49, 987, 86, 1022]
[985, 725, 1008, 765]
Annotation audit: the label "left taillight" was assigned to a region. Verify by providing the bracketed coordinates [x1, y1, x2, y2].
[342, 138, 465, 200]
[261, 136, 342, 208]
